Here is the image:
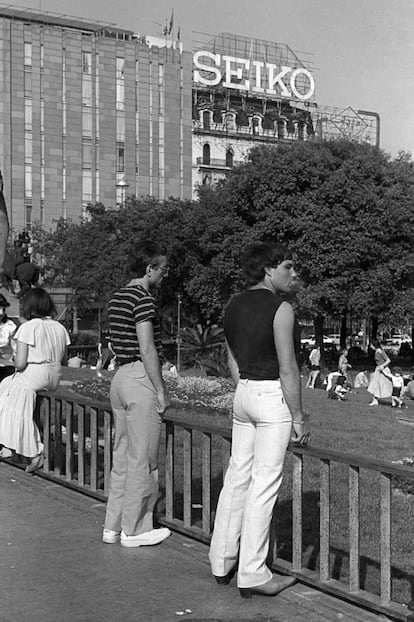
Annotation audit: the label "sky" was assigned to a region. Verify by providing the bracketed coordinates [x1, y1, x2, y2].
[16, 0, 414, 157]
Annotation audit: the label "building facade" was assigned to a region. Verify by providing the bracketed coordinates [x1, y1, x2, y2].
[0, 7, 192, 232]
[191, 32, 379, 194]
[0, 7, 379, 231]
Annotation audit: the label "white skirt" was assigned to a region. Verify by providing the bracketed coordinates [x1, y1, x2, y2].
[0, 363, 61, 458]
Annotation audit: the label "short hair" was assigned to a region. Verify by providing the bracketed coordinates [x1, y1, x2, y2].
[393, 366, 403, 375]
[22, 287, 57, 320]
[128, 240, 167, 277]
[241, 242, 292, 286]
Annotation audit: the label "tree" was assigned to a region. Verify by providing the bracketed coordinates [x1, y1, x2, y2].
[215, 141, 414, 346]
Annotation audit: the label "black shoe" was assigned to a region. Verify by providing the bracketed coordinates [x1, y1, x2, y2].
[214, 565, 237, 585]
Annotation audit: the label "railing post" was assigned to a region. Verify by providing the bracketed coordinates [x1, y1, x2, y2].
[90, 407, 99, 491]
[103, 410, 112, 496]
[292, 451, 303, 572]
[349, 464, 360, 592]
[380, 471, 391, 606]
[201, 432, 212, 535]
[77, 404, 85, 487]
[165, 421, 174, 522]
[64, 400, 74, 482]
[183, 428, 192, 528]
[320, 458, 330, 582]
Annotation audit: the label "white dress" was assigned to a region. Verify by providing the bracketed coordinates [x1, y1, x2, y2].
[0, 318, 70, 457]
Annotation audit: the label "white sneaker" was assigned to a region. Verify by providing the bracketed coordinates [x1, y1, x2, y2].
[120, 528, 171, 548]
[102, 529, 120, 544]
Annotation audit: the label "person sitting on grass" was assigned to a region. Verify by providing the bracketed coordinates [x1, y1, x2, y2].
[325, 371, 349, 400]
[383, 366, 405, 409]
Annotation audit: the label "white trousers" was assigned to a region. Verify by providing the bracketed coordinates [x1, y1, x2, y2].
[209, 378, 292, 588]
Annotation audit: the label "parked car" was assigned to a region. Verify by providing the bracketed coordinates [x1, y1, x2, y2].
[301, 335, 334, 347]
[326, 334, 340, 346]
[383, 339, 402, 357]
[390, 334, 412, 346]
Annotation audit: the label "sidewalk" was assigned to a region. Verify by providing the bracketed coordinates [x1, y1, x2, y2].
[0, 462, 387, 622]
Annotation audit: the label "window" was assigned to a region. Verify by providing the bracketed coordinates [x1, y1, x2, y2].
[158, 64, 164, 116]
[116, 144, 125, 172]
[24, 133, 32, 163]
[116, 113, 125, 141]
[82, 52, 92, 75]
[24, 165, 32, 199]
[24, 42, 32, 66]
[24, 100, 32, 130]
[116, 57, 125, 80]
[82, 142, 93, 169]
[24, 68, 32, 96]
[25, 204, 32, 229]
[116, 80, 125, 111]
[203, 110, 211, 130]
[82, 108, 92, 137]
[82, 77, 92, 106]
[203, 143, 211, 165]
[226, 149, 234, 168]
[225, 112, 236, 131]
[82, 170, 93, 202]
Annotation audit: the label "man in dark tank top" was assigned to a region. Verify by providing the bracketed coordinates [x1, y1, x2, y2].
[209, 242, 310, 599]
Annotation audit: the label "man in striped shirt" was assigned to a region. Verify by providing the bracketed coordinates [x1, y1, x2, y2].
[103, 241, 171, 548]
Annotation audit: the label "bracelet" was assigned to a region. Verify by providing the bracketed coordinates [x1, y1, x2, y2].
[292, 419, 305, 425]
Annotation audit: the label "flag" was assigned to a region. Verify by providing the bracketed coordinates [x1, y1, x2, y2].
[163, 21, 168, 36]
[177, 25, 180, 41]
[168, 9, 174, 35]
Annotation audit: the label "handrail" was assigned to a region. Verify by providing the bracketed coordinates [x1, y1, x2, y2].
[8, 390, 412, 622]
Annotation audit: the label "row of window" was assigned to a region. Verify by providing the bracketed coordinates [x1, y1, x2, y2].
[21, 45, 172, 209]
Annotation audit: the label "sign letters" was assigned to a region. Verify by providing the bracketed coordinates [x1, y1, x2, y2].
[193, 51, 315, 101]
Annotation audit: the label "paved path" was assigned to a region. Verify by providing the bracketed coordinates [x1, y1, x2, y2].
[0, 462, 388, 622]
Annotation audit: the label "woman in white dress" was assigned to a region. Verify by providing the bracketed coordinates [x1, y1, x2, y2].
[367, 338, 392, 406]
[0, 288, 70, 472]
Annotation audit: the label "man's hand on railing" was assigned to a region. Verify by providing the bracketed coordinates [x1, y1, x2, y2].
[156, 389, 170, 416]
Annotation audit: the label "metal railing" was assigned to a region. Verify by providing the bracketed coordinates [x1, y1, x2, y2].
[15, 391, 414, 621]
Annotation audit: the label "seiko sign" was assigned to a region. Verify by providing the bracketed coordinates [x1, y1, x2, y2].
[193, 51, 315, 101]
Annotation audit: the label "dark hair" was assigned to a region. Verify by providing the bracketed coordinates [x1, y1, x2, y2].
[128, 240, 167, 276]
[22, 287, 57, 320]
[370, 337, 382, 349]
[393, 366, 402, 375]
[241, 242, 292, 286]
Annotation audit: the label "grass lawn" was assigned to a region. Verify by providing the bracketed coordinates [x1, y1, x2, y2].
[58, 366, 414, 605]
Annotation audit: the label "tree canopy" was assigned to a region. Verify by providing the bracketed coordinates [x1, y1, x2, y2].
[33, 140, 414, 341]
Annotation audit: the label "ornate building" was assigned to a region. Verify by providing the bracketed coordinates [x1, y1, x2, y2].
[191, 32, 379, 195]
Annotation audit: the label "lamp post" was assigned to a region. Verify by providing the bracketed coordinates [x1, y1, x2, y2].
[176, 294, 182, 372]
[116, 174, 129, 207]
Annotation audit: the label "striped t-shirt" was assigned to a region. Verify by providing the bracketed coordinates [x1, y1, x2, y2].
[108, 284, 162, 366]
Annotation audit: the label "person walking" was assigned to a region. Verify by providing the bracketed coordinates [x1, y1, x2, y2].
[209, 242, 309, 598]
[103, 241, 171, 548]
[367, 338, 392, 406]
[0, 288, 70, 470]
[306, 345, 321, 388]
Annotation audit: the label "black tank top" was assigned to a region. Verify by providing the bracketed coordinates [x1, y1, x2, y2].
[224, 289, 283, 380]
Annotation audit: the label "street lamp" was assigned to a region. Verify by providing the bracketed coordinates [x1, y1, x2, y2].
[116, 174, 129, 207]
